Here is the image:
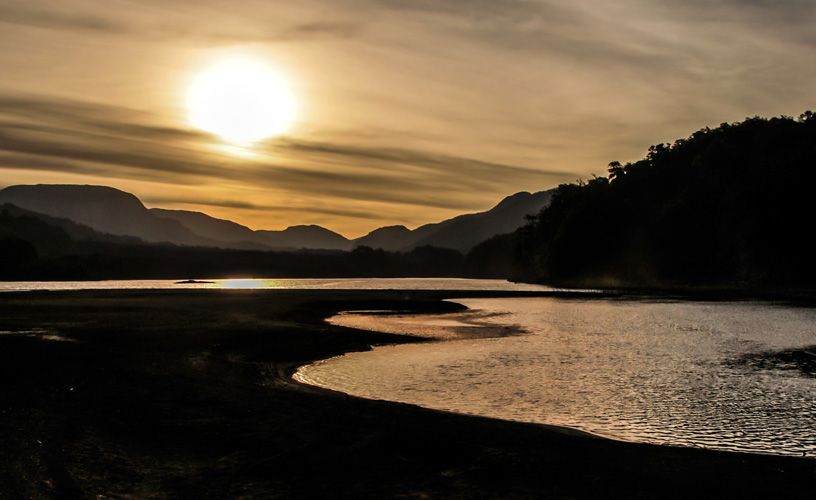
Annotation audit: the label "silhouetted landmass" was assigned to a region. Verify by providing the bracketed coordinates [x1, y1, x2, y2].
[0, 206, 466, 279]
[150, 208, 271, 250]
[0, 184, 551, 280]
[0, 204, 144, 246]
[1, 205, 145, 279]
[255, 225, 353, 251]
[507, 112, 816, 288]
[0, 185, 223, 247]
[354, 190, 554, 253]
[152, 209, 354, 250]
[463, 233, 517, 279]
[352, 225, 413, 252]
[1, 184, 549, 255]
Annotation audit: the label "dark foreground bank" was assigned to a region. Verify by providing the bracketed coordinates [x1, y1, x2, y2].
[1, 290, 813, 499]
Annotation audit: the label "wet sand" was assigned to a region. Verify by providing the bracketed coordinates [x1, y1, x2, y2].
[1, 289, 813, 499]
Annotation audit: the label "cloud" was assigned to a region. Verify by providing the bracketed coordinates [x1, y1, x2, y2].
[145, 197, 263, 211]
[362, 0, 566, 20]
[277, 139, 569, 183]
[0, 92, 562, 214]
[0, 122, 224, 183]
[0, 3, 127, 33]
[0, 1, 363, 45]
[276, 22, 362, 41]
[145, 195, 386, 221]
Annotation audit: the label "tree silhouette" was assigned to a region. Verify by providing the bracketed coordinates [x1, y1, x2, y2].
[607, 161, 624, 181]
[512, 113, 816, 287]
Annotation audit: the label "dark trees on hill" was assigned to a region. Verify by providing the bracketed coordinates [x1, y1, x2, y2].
[513, 113, 816, 287]
[464, 233, 517, 279]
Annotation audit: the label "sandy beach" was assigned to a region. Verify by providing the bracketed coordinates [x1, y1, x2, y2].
[1, 289, 813, 499]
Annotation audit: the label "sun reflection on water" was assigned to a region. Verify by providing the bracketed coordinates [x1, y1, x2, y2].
[215, 279, 282, 289]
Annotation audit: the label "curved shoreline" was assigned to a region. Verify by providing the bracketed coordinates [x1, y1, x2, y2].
[290, 362, 608, 443]
[1, 288, 814, 499]
[287, 306, 609, 442]
[287, 302, 816, 458]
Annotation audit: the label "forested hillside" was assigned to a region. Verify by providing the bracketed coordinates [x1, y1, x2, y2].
[511, 112, 816, 287]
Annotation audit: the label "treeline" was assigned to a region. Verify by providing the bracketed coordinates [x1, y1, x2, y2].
[5, 112, 815, 286]
[0, 209, 468, 280]
[484, 112, 816, 287]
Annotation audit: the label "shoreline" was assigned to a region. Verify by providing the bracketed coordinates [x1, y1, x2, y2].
[1, 289, 814, 499]
[286, 306, 607, 443]
[289, 304, 611, 443]
[289, 300, 816, 459]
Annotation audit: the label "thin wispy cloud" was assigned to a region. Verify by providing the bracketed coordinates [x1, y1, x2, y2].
[145, 195, 387, 221]
[0, 92, 563, 224]
[0, 1, 364, 48]
[0, 3, 126, 33]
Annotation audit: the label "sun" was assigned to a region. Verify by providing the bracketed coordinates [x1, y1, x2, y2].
[187, 59, 297, 143]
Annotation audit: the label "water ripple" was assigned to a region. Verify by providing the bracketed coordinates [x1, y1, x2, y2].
[296, 298, 816, 458]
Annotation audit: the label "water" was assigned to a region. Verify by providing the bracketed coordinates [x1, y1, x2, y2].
[295, 297, 816, 457]
[0, 278, 556, 292]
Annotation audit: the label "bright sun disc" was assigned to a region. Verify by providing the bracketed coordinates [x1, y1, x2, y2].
[187, 59, 297, 143]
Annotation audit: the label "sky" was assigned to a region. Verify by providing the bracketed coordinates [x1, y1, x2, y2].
[1, 0, 814, 238]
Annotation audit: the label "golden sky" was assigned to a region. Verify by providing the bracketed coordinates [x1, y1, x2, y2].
[1, 0, 814, 238]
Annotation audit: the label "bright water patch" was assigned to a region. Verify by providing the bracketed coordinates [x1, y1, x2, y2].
[296, 297, 816, 457]
[0, 278, 557, 292]
[327, 309, 521, 340]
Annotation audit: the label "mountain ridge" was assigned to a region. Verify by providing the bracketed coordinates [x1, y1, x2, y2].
[352, 190, 554, 253]
[0, 185, 224, 247]
[0, 184, 554, 253]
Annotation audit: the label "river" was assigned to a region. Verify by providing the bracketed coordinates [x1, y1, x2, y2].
[295, 296, 816, 458]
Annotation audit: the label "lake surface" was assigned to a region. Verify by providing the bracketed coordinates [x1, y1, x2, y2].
[296, 297, 816, 457]
[0, 278, 555, 292]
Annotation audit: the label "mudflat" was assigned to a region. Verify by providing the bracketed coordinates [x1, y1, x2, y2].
[1, 289, 813, 499]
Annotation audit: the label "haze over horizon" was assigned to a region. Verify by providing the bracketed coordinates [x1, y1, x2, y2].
[1, 0, 814, 238]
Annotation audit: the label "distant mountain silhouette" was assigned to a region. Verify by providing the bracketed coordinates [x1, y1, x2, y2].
[0, 184, 552, 253]
[150, 209, 270, 250]
[255, 225, 352, 251]
[1, 203, 104, 260]
[0, 207, 466, 280]
[152, 209, 352, 250]
[352, 225, 413, 251]
[1, 203, 142, 246]
[353, 190, 554, 253]
[0, 185, 221, 247]
[0, 185, 348, 251]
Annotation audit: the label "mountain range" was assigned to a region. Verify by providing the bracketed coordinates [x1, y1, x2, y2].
[0, 184, 553, 253]
[352, 191, 553, 253]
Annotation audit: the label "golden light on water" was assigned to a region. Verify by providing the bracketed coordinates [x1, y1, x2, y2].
[187, 59, 297, 144]
[216, 279, 278, 289]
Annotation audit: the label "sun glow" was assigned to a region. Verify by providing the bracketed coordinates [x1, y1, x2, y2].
[187, 59, 297, 143]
